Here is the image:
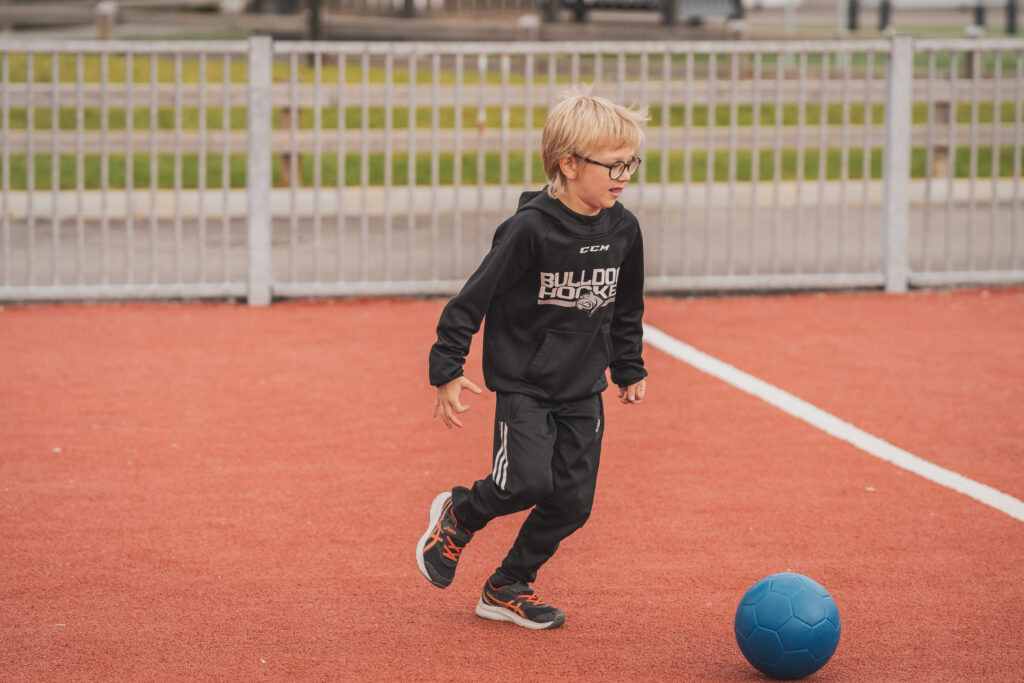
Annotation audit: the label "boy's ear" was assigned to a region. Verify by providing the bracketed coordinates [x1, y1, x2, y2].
[558, 154, 579, 181]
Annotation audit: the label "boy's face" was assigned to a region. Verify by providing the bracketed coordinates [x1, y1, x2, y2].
[559, 145, 637, 216]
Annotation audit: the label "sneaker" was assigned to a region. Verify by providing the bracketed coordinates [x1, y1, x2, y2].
[416, 491, 473, 589]
[475, 580, 565, 630]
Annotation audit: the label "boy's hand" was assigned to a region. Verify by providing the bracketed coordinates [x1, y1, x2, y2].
[433, 376, 483, 429]
[617, 379, 647, 405]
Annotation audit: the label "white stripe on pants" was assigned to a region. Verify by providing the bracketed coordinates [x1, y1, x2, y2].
[493, 421, 509, 490]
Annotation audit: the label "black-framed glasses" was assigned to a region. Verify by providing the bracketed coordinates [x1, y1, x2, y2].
[575, 154, 642, 180]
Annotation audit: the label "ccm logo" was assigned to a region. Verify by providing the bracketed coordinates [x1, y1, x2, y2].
[580, 245, 610, 254]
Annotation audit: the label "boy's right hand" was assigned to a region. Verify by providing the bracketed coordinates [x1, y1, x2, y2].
[433, 376, 483, 429]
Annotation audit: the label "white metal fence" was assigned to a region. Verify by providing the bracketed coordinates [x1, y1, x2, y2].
[1, 36, 1022, 305]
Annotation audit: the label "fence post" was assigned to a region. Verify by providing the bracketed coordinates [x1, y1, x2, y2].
[247, 36, 272, 306]
[882, 35, 913, 293]
[95, 1, 118, 40]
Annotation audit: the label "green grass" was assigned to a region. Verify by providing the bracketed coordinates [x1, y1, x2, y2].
[2, 153, 249, 190]
[3, 49, 1022, 86]
[0, 53, 539, 87]
[2, 146, 1020, 190]
[2, 52, 1020, 190]
[4, 101, 1021, 131]
[6, 106, 250, 131]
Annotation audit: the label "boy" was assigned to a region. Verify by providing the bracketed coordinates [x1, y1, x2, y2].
[416, 87, 649, 630]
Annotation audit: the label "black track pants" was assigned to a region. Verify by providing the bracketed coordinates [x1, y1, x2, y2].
[450, 392, 604, 585]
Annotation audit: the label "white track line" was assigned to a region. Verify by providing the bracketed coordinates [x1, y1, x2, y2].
[643, 323, 1024, 523]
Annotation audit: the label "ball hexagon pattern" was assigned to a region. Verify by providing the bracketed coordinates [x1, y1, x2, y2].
[734, 573, 841, 680]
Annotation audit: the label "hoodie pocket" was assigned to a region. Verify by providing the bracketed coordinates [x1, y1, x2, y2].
[523, 325, 611, 395]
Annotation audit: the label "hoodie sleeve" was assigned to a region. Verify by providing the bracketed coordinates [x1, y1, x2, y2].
[609, 226, 647, 387]
[428, 219, 535, 387]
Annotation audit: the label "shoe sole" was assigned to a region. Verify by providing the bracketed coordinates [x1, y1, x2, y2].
[475, 599, 565, 630]
[415, 491, 451, 589]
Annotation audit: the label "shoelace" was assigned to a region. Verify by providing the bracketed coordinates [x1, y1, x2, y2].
[429, 520, 466, 562]
[518, 592, 546, 607]
[441, 536, 465, 562]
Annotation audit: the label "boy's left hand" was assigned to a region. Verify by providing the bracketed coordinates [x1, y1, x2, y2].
[617, 379, 646, 405]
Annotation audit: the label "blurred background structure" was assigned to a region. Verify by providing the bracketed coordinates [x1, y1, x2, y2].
[0, 2, 1022, 304]
[0, 0, 1018, 41]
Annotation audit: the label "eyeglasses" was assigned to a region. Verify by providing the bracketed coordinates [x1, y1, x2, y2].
[574, 154, 642, 180]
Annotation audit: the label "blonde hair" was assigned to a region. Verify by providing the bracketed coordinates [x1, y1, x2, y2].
[541, 84, 649, 199]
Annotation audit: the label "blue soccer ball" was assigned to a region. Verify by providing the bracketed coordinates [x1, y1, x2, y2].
[734, 573, 841, 680]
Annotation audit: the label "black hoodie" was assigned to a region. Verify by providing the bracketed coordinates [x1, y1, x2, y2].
[429, 189, 647, 402]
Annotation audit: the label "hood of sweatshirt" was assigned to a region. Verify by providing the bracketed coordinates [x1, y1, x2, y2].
[515, 187, 625, 237]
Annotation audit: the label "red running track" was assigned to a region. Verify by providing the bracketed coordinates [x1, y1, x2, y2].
[1, 290, 1022, 681]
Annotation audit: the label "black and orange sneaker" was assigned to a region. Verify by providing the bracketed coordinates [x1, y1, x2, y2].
[475, 580, 565, 630]
[416, 491, 473, 589]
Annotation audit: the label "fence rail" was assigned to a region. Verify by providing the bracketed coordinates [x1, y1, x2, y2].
[1, 35, 1023, 304]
